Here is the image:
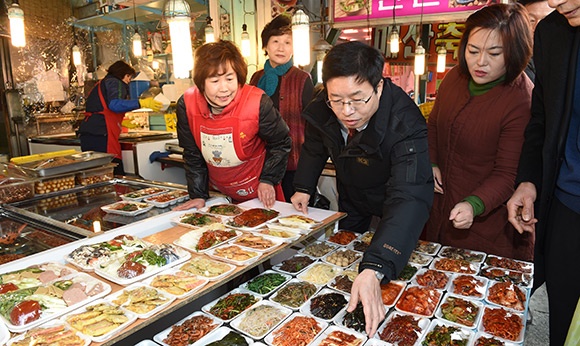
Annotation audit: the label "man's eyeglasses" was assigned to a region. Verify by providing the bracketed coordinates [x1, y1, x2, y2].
[326, 92, 374, 110]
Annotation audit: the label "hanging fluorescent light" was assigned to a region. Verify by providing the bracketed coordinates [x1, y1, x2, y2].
[437, 45, 447, 73]
[292, 7, 310, 66]
[205, 17, 215, 43]
[165, 0, 193, 79]
[132, 0, 142, 57]
[241, 24, 251, 57]
[72, 45, 82, 66]
[132, 31, 142, 57]
[313, 38, 332, 84]
[389, 0, 398, 53]
[414, 43, 425, 76]
[7, 1, 25, 47]
[389, 27, 399, 53]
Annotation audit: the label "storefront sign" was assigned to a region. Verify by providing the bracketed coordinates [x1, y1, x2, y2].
[334, 0, 492, 23]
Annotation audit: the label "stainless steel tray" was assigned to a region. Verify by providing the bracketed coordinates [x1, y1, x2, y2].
[17, 151, 115, 177]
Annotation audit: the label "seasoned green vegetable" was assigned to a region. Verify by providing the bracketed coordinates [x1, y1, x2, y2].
[246, 273, 287, 295]
[209, 293, 257, 320]
[272, 281, 316, 308]
[398, 265, 418, 281]
[206, 331, 249, 346]
[422, 324, 468, 346]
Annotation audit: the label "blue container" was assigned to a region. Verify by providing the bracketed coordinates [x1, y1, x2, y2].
[129, 80, 150, 100]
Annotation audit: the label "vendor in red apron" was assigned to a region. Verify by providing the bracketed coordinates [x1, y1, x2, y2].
[173, 41, 291, 210]
[78, 60, 162, 175]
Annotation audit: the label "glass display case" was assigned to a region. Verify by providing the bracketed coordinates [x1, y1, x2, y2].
[3, 179, 189, 236]
[0, 211, 79, 266]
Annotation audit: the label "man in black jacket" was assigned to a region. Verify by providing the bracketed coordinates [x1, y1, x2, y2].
[291, 41, 433, 337]
[507, 4, 580, 345]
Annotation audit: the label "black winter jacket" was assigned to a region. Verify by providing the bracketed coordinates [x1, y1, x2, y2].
[515, 12, 580, 251]
[294, 78, 434, 281]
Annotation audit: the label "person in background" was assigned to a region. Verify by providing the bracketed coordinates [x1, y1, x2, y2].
[173, 41, 291, 211]
[291, 41, 433, 337]
[424, 3, 534, 261]
[506, 0, 580, 342]
[78, 60, 162, 175]
[519, 0, 554, 81]
[250, 15, 314, 202]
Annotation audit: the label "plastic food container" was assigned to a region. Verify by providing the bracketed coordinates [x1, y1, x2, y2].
[144, 267, 209, 299]
[435, 293, 484, 329]
[394, 284, 442, 318]
[298, 241, 338, 258]
[264, 312, 328, 346]
[478, 306, 525, 343]
[239, 269, 292, 297]
[201, 288, 262, 322]
[408, 251, 434, 267]
[314, 324, 367, 346]
[380, 280, 406, 308]
[322, 248, 362, 268]
[75, 164, 115, 186]
[299, 287, 349, 322]
[0, 176, 35, 204]
[153, 311, 222, 346]
[34, 173, 75, 194]
[449, 274, 488, 300]
[414, 240, 442, 256]
[411, 268, 452, 291]
[105, 283, 175, 319]
[230, 300, 292, 340]
[297, 263, 343, 287]
[438, 246, 487, 264]
[419, 319, 475, 346]
[374, 311, 430, 345]
[270, 278, 320, 310]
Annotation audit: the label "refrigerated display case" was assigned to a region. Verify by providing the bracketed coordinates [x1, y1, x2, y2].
[3, 178, 190, 237]
[0, 211, 80, 266]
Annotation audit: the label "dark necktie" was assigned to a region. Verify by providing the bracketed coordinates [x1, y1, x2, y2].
[347, 128, 357, 144]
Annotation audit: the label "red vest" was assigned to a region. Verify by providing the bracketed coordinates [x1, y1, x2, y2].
[183, 85, 269, 202]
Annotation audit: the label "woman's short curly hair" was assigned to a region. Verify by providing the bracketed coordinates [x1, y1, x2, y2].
[193, 40, 247, 93]
[260, 14, 292, 51]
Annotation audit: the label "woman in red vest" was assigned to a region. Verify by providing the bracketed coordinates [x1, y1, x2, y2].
[250, 15, 314, 201]
[174, 41, 291, 210]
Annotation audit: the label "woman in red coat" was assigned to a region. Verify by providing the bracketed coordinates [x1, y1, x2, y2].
[425, 3, 535, 260]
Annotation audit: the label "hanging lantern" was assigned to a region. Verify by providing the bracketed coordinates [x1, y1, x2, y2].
[72, 45, 82, 66]
[241, 24, 251, 57]
[436, 45, 447, 73]
[292, 7, 310, 66]
[389, 27, 399, 54]
[165, 0, 194, 79]
[414, 43, 425, 76]
[7, 2, 25, 47]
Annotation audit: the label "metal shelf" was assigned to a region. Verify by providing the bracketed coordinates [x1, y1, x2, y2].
[73, 0, 207, 30]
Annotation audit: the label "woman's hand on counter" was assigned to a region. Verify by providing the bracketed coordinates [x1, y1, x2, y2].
[258, 183, 276, 209]
[173, 198, 205, 211]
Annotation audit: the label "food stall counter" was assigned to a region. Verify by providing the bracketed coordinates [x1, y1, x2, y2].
[0, 199, 345, 345]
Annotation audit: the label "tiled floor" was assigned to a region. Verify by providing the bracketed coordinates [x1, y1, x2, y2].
[524, 283, 550, 345]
